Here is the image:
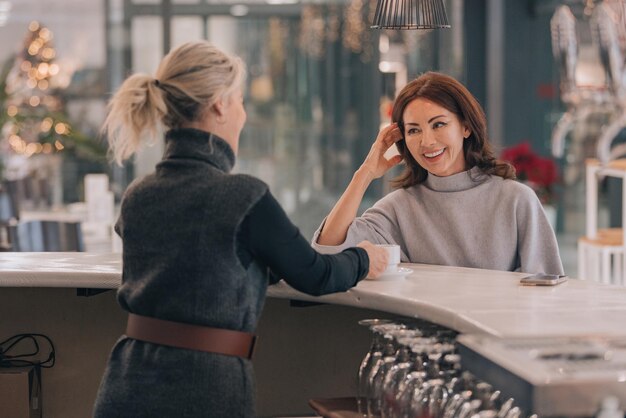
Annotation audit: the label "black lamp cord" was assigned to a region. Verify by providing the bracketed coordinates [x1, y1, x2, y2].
[0, 333, 55, 368]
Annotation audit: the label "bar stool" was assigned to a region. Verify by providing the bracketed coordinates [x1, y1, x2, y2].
[578, 159, 626, 285]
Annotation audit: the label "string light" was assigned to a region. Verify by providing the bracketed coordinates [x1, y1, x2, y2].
[25, 142, 38, 157]
[39, 28, 51, 40]
[42, 48, 55, 59]
[297, 0, 376, 62]
[40, 118, 52, 132]
[342, 0, 376, 62]
[343, 0, 365, 53]
[54, 123, 67, 135]
[37, 63, 49, 76]
[298, 5, 327, 58]
[327, 5, 341, 43]
[8, 134, 21, 147]
[2, 21, 69, 158]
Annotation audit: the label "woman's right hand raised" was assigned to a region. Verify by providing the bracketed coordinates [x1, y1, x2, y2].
[357, 241, 389, 279]
[359, 123, 404, 180]
[316, 124, 403, 247]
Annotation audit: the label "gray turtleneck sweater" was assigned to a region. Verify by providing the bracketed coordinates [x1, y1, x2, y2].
[313, 167, 564, 275]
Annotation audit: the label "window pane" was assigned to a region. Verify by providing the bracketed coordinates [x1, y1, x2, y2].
[207, 15, 239, 54]
[130, 0, 161, 5]
[131, 16, 164, 179]
[172, 16, 204, 47]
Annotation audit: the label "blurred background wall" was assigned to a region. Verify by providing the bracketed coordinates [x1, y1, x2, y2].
[1, 0, 624, 277]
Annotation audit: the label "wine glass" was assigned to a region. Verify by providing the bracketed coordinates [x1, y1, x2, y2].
[356, 320, 402, 416]
[380, 335, 424, 418]
[369, 330, 422, 418]
[394, 340, 442, 417]
[367, 333, 398, 418]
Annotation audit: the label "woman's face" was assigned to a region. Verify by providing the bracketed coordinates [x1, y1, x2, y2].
[402, 97, 470, 177]
[224, 87, 247, 146]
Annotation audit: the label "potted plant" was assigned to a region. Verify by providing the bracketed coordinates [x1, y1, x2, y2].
[501, 141, 560, 227]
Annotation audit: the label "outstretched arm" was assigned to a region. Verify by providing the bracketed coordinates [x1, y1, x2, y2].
[242, 191, 389, 295]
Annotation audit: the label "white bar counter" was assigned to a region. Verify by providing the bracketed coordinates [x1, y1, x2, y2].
[0, 252, 120, 288]
[3, 252, 626, 337]
[3, 252, 626, 417]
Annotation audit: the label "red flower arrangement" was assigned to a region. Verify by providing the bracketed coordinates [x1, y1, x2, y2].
[501, 141, 559, 205]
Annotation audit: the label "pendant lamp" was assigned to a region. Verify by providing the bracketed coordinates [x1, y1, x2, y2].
[371, 0, 450, 30]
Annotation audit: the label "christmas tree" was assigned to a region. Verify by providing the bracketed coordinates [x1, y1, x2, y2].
[0, 21, 106, 179]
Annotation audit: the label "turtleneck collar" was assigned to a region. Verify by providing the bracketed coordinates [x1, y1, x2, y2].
[163, 128, 235, 173]
[423, 166, 489, 192]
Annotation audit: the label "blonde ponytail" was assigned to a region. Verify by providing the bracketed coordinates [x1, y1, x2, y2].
[102, 41, 245, 165]
[102, 74, 167, 165]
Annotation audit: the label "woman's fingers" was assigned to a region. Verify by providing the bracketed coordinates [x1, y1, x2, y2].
[385, 154, 404, 169]
[373, 125, 402, 156]
[362, 123, 404, 178]
[356, 241, 389, 278]
[380, 124, 403, 148]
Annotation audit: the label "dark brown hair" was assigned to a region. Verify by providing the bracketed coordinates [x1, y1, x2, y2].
[391, 71, 515, 188]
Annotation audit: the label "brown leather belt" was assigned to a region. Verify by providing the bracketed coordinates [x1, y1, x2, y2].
[126, 313, 257, 359]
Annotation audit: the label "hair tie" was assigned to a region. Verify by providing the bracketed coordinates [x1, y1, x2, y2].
[153, 79, 161, 88]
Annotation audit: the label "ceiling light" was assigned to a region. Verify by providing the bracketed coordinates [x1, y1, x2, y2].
[371, 0, 450, 30]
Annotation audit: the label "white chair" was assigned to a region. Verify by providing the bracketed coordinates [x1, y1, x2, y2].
[578, 159, 626, 284]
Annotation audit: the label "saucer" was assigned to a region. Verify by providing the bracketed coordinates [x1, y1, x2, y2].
[366, 267, 413, 281]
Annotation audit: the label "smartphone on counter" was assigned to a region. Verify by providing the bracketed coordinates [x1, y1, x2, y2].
[519, 273, 568, 286]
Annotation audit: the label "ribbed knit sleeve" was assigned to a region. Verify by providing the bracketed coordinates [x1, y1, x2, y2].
[311, 168, 564, 275]
[513, 184, 565, 275]
[240, 191, 369, 295]
[311, 196, 405, 257]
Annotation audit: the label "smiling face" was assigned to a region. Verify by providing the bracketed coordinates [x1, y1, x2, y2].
[402, 97, 470, 177]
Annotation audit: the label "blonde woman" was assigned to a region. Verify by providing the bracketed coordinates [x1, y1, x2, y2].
[93, 41, 388, 418]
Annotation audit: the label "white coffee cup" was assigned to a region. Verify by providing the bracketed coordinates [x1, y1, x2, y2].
[376, 244, 401, 273]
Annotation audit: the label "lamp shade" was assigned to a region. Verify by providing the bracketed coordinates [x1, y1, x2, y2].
[371, 0, 450, 30]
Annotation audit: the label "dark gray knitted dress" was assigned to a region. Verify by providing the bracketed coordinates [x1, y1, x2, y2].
[93, 128, 367, 418]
